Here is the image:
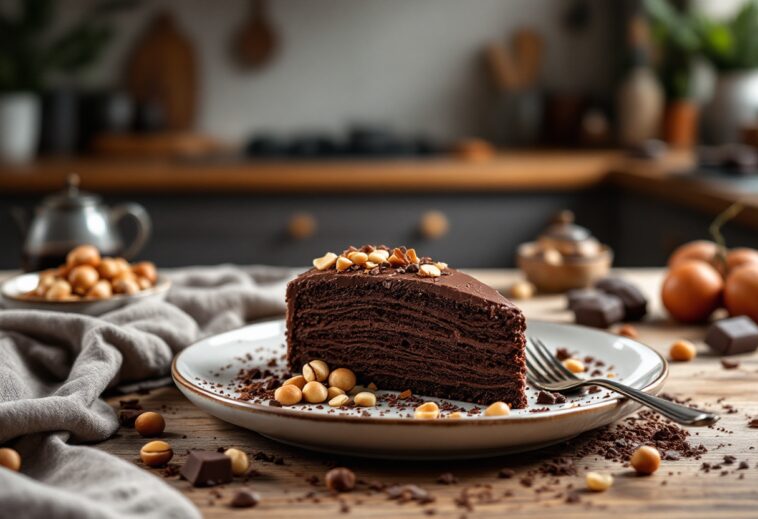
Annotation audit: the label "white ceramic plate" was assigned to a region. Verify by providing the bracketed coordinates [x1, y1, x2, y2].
[173, 319, 667, 460]
[1, 272, 171, 315]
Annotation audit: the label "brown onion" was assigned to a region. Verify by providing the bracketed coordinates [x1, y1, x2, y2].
[661, 260, 723, 323]
[724, 264, 758, 322]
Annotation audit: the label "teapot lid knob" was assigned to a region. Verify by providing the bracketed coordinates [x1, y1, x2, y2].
[66, 173, 81, 194]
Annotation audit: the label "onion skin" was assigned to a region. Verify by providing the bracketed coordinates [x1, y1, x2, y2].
[668, 240, 719, 269]
[724, 264, 758, 322]
[662, 260, 724, 323]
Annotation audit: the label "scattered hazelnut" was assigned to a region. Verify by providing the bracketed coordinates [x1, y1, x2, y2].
[325, 467, 356, 493]
[134, 411, 165, 437]
[630, 445, 661, 475]
[132, 261, 157, 284]
[367, 382, 378, 392]
[68, 265, 99, 295]
[86, 280, 112, 299]
[327, 386, 346, 399]
[484, 401, 510, 417]
[283, 375, 307, 389]
[274, 384, 303, 406]
[669, 340, 696, 362]
[313, 252, 338, 271]
[364, 261, 378, 269]
[328, 394, 351, 407]
[66, 245, 101, 268]
[0, 448, 21, 472]
[336, 256, 353, 272]
[45, 280, 72, 301]
[434, 262, 448, 271]
[139, 440, 173, 467]
[224, 448, 250, 476]
[302, 381, 329, 403]
[388, 249, 408, 266]
[368, 250, 389, 264]
[353, 392, 376, 407]
[586, 472, 613, 491]
[347, 251, 368, 265]
[445, 411, 463, 420]
[414, 402, 440, 420]
[617, 324, 639, 339]
[509, 281, 535, 300]
[303, 360, 329, 382]
[328, 368, 357, 392]
[563, 358, 585, 373]
[418, 264, 441, 278]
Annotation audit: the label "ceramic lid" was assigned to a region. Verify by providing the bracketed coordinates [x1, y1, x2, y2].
[540, 210, 592, 243]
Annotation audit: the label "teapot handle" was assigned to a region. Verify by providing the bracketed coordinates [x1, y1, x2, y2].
[111, 203, 152, 260]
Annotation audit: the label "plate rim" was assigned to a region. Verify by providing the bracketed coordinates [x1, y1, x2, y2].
[172, 318, 668, 427]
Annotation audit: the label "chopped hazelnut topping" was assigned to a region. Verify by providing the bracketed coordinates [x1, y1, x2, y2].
[368, 250, 389, 264]
[313, 252, 338, 271]
[347, 251, 369, 265]
[336, 256, 353, 272]
[418, 264, 441, 278]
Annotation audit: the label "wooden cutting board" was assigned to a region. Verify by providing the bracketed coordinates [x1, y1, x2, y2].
[126, 12, 197, 131]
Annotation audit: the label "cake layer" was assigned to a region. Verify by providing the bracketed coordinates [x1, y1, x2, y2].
[287, 263, 527, 408]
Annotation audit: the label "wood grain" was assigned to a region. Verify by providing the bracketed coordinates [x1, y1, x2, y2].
[100, 269, 758, 518]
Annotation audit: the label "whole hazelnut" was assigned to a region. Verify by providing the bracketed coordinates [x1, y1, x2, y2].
[224, 448, 250, 476]
[68, 265, 99, 295]
[0, 448, 21, 472]
[509, 281, 536, 300]
[669, 340, 696, 362]
[45, 280, 72, 301]
[325, 467, 356, 493]
[66, 245, 101, 268]
[484, 401, 510, 417]
[274, 384, 303, 406]
[97, 258, 121, 279]
[140, 440, 173, 467]
[617, 324, 639, 339]
[302, 381, 328, 403]
[562, 358, 585, 373]
[414, 401, 440, 420]
[303, 360, 329, 382]
[137, 277, 152, 290]
[134, 411, 165, 437]
[283, 375, 307, 389]
[353, 391, 376, 407]
[328, 368, 356, 392]
[113, 278, 140, 295]
[630, 445, 661, 475]
[132, 262, 158, 284]
[86, 280, 113, 300]
[586, 472, 613, 491]
[327, 386, 345, 399]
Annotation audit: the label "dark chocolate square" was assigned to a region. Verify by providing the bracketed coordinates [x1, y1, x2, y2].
[180, 450, 233, 487]
[594, 277, 648, 321]
[573, 294, 624, 328]
[705, 316, 758, 356]
[566, 288, 602, 311]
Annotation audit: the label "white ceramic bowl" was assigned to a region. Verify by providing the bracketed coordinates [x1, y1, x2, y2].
[1, 272, 171, 315]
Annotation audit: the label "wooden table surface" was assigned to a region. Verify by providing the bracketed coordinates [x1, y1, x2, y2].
[99, 269, 758, 518]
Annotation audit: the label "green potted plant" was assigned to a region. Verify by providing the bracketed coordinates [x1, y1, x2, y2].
[696, 0, 758, 143]
[643, 0, 702, 149]
[0, 0, 130, 162]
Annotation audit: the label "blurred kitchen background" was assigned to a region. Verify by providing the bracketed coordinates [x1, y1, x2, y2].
[1, 0, 758, 271]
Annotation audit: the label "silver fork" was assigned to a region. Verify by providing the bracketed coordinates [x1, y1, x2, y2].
[526, 336, 719, 426]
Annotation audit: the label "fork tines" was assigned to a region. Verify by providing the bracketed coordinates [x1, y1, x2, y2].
[526, 336, 579, 388]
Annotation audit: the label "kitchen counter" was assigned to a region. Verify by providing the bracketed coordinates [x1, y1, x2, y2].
[97, 268, 758, 519]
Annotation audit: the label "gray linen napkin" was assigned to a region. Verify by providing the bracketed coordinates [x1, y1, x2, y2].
[0, 265, 295, 519]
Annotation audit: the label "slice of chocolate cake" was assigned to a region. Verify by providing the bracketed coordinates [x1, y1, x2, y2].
[286, 245, 527, 408]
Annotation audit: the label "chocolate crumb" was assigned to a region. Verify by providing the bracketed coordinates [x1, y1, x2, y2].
[437, 472, 457, 485]
[497, 468, 515, 479]
[230, 489, 260, 508]
[721, 359, 740, 370]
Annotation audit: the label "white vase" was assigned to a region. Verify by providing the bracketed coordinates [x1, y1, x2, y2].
[702, 70, 758, 144]
[0, 93, 41, 163]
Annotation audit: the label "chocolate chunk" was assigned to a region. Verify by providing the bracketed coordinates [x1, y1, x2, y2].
[721, 358, 740, 369]
[497, 468, 515, 479]
[566, 288, 602, 311]
[573, 294, 624, 328]
[595, 277, 648, 321]
[705, 316, 758, 355]
[325, 467, 356, 493]
[230, 489, 260, 508]
[117, 409, 143, 427]
[749, 418, 758, 429]
[180, 450, 233, 487]
[436, 472, 457, 485]
[536, 391, 556, 405]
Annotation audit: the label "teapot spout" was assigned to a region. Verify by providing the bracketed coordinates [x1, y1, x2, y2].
[10, 207, 30, 238]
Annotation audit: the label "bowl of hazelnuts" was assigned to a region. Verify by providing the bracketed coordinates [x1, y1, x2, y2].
[1, 245, 170, 315]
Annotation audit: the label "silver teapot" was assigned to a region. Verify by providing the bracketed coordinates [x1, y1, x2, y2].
[13, 174, 151, 271]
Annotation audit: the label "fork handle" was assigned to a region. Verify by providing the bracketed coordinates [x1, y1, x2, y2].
[587, 379, 719, 426]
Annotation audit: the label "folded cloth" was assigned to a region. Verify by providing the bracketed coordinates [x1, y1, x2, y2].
[0, 265, 295, 519]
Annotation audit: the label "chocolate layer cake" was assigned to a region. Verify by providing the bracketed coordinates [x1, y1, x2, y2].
[286, 246, 527, 408]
